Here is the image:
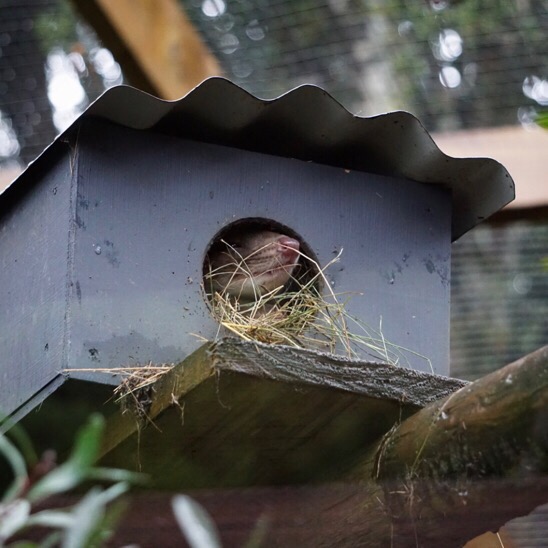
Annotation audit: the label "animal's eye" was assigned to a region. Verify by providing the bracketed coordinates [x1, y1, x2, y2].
[229, 243, 243, 252]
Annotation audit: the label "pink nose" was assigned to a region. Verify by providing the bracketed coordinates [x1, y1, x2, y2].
[278, 236, 300, 259]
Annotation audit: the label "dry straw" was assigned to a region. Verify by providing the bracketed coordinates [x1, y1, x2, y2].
[70, 245, 431, 409]
[66, 364, 173, 417]
[204, 246, 432, 370]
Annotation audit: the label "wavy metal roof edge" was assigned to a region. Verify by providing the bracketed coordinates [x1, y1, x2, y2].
[2, 77, 515, 241]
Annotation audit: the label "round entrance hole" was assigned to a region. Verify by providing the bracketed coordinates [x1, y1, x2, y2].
[202, 218, 321, 310]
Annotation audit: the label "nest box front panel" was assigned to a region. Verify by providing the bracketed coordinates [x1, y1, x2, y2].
[68, 119, 450, 379]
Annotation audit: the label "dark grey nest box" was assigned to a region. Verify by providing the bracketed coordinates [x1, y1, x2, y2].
[0, 78, 514, 418]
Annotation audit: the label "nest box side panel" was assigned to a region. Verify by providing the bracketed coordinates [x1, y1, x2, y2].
[66, 119, 450, 379]
[0, 149, 73, 416]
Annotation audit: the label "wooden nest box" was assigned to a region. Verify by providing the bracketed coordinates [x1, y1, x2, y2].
[0, 78, 514, 420]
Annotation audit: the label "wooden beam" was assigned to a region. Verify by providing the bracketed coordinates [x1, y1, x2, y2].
[344, 345, 548, 545]
[28, 479, 548, 547]
[72, 0, 222, 99]
[99, 339, 466, 466]
[356, 345, 548, 481]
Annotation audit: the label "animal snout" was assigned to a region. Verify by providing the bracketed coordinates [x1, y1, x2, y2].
[277, 236, 300, 261]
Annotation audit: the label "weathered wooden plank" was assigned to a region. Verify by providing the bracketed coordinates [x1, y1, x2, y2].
[100, 338, 465, 463]
[100, 369, 413, 487]
[71, 0, 221, 99]
[210, 338, 467, 406]
[100, 338, 465, 487]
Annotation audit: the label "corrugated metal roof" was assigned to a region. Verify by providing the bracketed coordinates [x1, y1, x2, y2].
[2, 77, 514, 240]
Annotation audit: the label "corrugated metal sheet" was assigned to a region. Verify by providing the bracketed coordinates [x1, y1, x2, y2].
[2, 77, 514, 240]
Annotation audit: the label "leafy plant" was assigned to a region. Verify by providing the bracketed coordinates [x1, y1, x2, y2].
[205, 247, 432, 369]
[172, 495, 222, 548]
[172, 495, 268, 548]
[0, 414, 142, 547]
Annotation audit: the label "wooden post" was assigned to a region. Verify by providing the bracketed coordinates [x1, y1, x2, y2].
[343, 345, 548, 545]
[71, 0, 221, 99]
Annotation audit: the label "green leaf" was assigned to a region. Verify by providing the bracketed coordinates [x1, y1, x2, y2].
[65, 414, 105, 470]
[26, 462, 83, 503]
[9, 529, 64, 548]
[0, 434, 28, 503]
[171, 495, 222, 548]
[87, 467, 147, 485]
[0, 420, 38, 469]
[27, 415, 105, 503]
[243, 515, 270, 548]
[38, 531, 64, 548]
[61, 483, 129, 548]
[25, 509, 74, 529]
[0, 499, 31, 541]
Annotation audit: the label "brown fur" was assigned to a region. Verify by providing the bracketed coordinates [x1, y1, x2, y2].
[205, 231, 300, 302]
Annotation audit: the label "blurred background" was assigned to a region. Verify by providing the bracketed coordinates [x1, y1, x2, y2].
[0, 0, 546, 379]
